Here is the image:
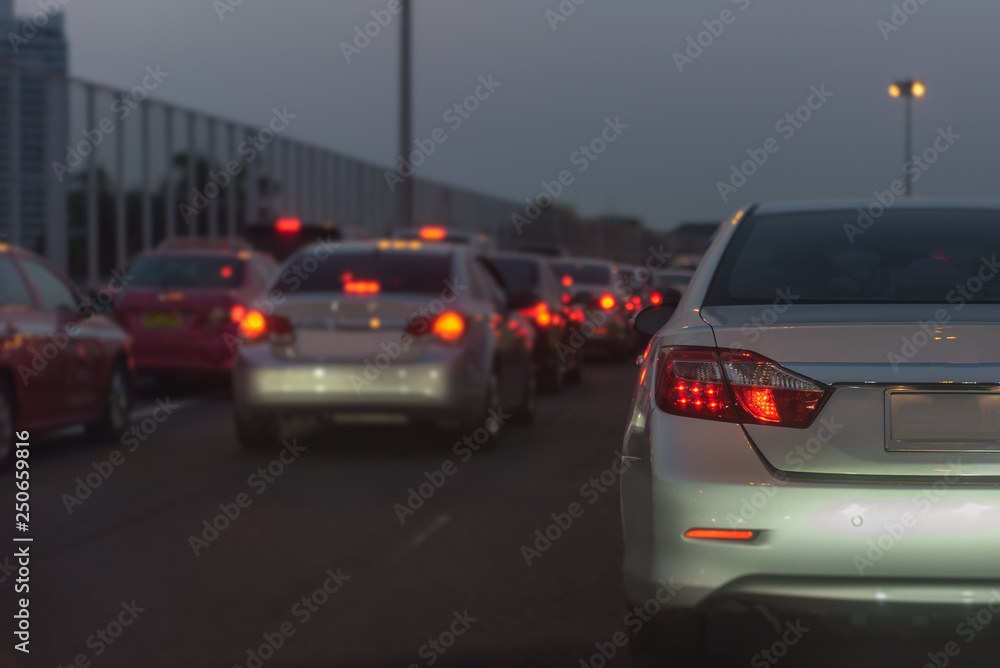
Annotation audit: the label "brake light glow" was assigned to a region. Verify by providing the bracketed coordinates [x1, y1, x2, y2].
[220, 265, 234, 279]
[239, 310, 267, 338]
[650, 292, 663, 305]
[432, 311, 465, 341]
[238, 310, 293, 342]
[419, 226, 447, 241]
[684, 529, 755, 541]
[344, 280, 381, 295]
[561, 275, 573, 287]
[230, 305, 246, 323]
[276, 218, 302, 234]
[520, 302, 552, 327]
[599, 294, 616, 310]
[655, 347, 827, 427]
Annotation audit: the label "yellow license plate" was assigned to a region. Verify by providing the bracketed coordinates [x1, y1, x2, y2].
[142, 311, 182, 329]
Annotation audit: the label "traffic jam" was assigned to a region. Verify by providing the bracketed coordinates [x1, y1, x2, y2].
[10, 203, 1000, 666]
[0, 221, 679, 466]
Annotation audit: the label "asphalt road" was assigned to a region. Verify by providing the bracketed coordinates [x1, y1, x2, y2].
[6, 362, 1000, 668]
[1, 362, 643, 668]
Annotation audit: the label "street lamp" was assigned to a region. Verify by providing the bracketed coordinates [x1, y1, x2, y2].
[888, 79, 925, 196]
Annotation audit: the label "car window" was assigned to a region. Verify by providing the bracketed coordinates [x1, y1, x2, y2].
[284, 250, 455, 295]
[0, 258, 35, 309]
[706, 209, 1000, 305]
[20, 259, 78, 312]
[482, 257, 539, 293]
[251, 258, 275, 288]
[552, 261, 612, 285]
[127, 255, 247, 289]
[475, 261, 509, 308]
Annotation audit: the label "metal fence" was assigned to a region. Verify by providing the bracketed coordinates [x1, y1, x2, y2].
[0, 58, 655, 286]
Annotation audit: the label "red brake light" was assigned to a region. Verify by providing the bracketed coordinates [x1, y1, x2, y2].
[561, 275, 573, 287]
[720, 350, 826, 426]
[519, 302, 551, 327]
[238, 310, 293, 342]
[599, 294, 616, 310]
[432, 311, 465, 342]
[650, 292, 663, 305]
[239, 310, 268, 338]
[656, 348, 736, 421]
[276, 218, 302, 234]
[344, 280, 380, 295]
[220, 265, 234, 279]
[655, 347, 827, 427]
[230, 305, 246, 324]
[561, 293, 571, 304]
[419, 226, 447, 241]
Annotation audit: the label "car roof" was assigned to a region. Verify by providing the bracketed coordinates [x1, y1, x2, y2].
[295, 238, 458, 257]
[752, 198, 1000, 216]
[551, 257, 617, 268]
[482, 250, 553, 264]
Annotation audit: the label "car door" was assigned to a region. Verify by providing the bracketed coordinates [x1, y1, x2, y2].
[2, 256, 77, 429]
[19, 258, 102, 421]
[471, 258, 529, 408]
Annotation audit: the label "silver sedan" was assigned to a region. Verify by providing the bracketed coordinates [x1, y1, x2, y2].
[623, 200, 1000, 659]
[232, 239, 536, 449]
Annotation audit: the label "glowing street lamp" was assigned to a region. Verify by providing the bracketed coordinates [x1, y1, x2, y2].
[888, 79, 925, 196]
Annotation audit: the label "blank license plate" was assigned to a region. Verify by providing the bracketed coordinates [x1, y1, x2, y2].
[886, 390, 1000, 452]
[142, 311, 182, 329]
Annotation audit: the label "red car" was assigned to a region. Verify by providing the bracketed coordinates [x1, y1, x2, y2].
[113, 239, 279, 375]
[0, 243, 133, 469]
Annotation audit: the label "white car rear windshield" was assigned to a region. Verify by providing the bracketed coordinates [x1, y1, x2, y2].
[286, 250, 454, 295]
[705, 209, 1000, 305]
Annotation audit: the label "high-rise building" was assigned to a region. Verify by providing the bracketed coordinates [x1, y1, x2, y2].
[0, 0, 69, 262]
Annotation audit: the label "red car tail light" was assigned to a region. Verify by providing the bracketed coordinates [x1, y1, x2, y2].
[599, 294, 616, 310]
[655, 347, 828, 428]
[432, 311, 465, 341]
[656, 348, 736, 421]
[230, 305, 246, 323]
[650, 292, 663, 305]
[239, 310, 294, 343]
[239, 310, 267, 338]
[720, 350, 826, 426]
[407, 311, 466, 344]
[519, 302, 552, 327]
[275, 218, 302, 234]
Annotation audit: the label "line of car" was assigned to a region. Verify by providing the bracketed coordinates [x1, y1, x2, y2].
[0, 223, 689, 465]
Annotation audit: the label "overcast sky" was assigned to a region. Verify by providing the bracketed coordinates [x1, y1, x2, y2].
[23, 0, 1000, 230]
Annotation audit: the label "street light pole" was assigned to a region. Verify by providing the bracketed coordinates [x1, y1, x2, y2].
[888, 79, 924, 197]
[398, 0, 414, 230]
[904, 94, 912, 196]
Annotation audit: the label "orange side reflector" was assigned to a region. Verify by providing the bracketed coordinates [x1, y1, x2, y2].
[684, 529, 755, 541]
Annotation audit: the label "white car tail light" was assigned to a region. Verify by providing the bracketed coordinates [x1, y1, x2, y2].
[655, 346, 828, 428]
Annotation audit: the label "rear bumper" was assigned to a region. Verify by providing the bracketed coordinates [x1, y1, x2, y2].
[621, 410, 1000, 612]
[232, 342, 485, 422]
[130, 328, 234, 373]
[579, 309, 629, 347]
